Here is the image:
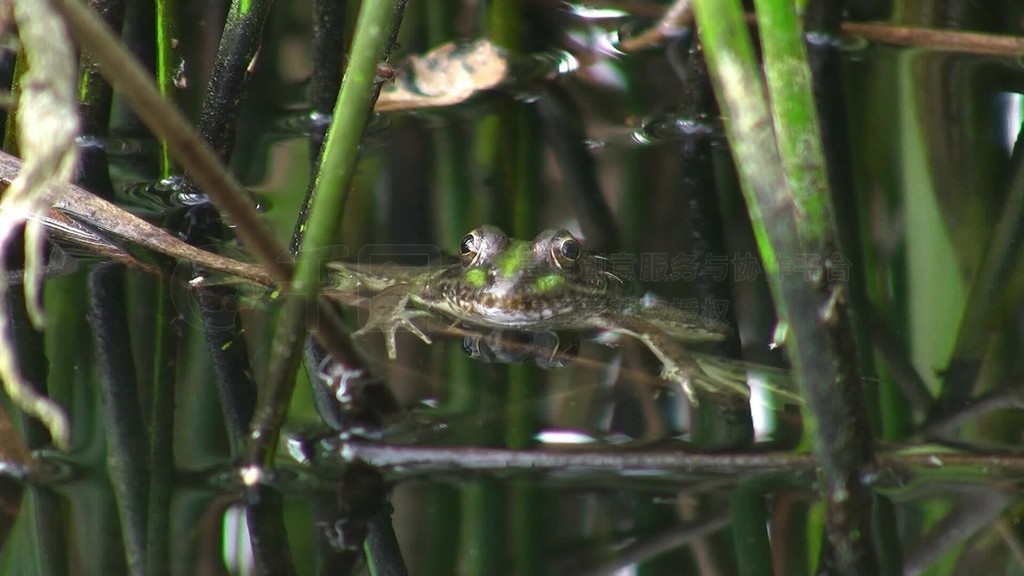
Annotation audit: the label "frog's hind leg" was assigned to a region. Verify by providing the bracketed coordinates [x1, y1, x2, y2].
[635, 331, 750, 406]
[592, 314, 749, 406]
[632, 295, 732, 343]
[696, 356, 804, 406]
[352, 285, 433, 358]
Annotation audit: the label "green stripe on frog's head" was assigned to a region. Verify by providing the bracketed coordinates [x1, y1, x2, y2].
[495, 240, 532, 279]
[534, 273, 564, 292]
[464, 267, 486, 288]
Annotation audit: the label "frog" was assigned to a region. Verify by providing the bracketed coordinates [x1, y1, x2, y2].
[325, 225, 752, 403]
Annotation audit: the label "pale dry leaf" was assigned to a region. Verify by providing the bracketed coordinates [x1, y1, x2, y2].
[0, 151, 274, 288]
[0, 0, 81, 449]
[376, 40, 509, 112]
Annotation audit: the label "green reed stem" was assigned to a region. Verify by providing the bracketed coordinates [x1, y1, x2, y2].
[154, 0, 177, 176]
[293, 0, 405, 292]
[755, 0, 832, 237]
[693, 0, 880, 573]
[245, 0, 406, 467]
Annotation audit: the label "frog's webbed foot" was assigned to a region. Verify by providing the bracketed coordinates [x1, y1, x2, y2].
[352, 285, 433, 359]
[658, 357, 750, 407]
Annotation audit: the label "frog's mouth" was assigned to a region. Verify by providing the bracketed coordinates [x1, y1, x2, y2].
[451, 293, 564, 328]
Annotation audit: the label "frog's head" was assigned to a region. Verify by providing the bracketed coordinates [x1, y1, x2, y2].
[457, 225, 601, 298]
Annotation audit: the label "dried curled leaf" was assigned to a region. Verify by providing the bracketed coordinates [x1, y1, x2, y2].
[0, 0, 80, 449]
[375, 40, 509, 112]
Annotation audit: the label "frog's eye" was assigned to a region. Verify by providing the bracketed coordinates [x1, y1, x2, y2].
[551, 231, 582, 268]
[460, 228, 490, 267]
[460, 225, 506, 266]
[460, 232, 479, 260]
[560, 238, 581, 261]
[461, 337, 480, 358]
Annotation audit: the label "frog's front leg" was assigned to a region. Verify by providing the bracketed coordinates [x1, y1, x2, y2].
[352, 284, 433, 359]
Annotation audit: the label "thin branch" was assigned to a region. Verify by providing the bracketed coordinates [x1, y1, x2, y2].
[841, 21, 1024, 57]
[328, 442, 1024, 481]
[617, 0, 692, 53]
[868, 305, 934, 413]
[332, 442, 814, 474]
[924, 385, 1024, 438]
[587, 2, 1024, 57]
[902, 484, 1010, 576]
[996, 519, 1024, 571]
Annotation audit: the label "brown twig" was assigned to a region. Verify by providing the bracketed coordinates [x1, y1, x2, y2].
[334, 442, 814, 474]
[579, 2, 1024, 57]
[329, 442, 1024, 485]
[617, 0, 693, 52]
[841, 21, 1024, 57]
[0, 151, 272, 286]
